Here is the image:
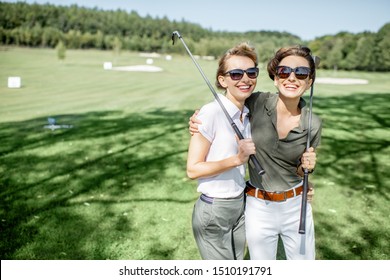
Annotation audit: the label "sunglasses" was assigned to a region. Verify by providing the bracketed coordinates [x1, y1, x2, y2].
[276, 66, 311, 80]
[224, 67, 259, 80]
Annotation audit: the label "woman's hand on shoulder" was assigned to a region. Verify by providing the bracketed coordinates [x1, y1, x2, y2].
[189, 109, 201, 135]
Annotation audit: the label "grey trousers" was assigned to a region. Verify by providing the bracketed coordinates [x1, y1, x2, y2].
[192, 192, 246, 260]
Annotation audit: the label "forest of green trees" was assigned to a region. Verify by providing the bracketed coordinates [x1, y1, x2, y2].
[1, 2, 389, 71]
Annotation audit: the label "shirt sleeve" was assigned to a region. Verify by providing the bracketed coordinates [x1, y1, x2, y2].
[197, 103, 217, 143]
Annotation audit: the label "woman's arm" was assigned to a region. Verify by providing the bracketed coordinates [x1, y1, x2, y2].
[187, 133, 255, 179]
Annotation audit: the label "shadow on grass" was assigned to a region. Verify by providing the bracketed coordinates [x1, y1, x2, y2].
[311, 92, 389, 260]
[0, 92, 389, 259]
[0, 108, 196, 259]
[314, 92, 389, 194]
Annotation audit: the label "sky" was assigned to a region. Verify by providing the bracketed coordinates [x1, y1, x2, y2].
[4, 0, 390, 40]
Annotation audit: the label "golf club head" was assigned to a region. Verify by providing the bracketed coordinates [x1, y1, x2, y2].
[171, 31, 180, 45]
[313, 56, 321, 68]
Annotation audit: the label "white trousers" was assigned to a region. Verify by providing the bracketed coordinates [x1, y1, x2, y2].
[245, 194, 315, 260]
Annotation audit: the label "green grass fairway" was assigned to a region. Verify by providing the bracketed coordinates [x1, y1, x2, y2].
[0, 47, 389, 259]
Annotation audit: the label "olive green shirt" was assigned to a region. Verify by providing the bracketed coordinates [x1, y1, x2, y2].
[245, 92, 322, 192]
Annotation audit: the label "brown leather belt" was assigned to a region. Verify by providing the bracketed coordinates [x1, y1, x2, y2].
[245, 185, 303, 202]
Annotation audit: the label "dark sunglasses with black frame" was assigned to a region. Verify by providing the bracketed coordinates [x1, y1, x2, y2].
[276, 66, 311, 80]
[224, 67, 259, 80]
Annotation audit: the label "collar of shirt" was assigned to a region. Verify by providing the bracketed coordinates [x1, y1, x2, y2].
[217, 93, 250, 120]
[264, 93, 308, 132]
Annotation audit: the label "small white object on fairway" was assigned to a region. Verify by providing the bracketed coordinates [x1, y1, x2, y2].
[8, 76, 22, 88]
[315, 77, 369, 85]
[43, 117, 74, 131]
[103, 62, 113, 69]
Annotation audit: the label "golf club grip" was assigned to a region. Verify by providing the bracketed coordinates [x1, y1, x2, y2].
[231, 123, 265, 176]
[299, 55, 319, 234]
[250, 155, 265, 176]
[299, 171, 309, 234]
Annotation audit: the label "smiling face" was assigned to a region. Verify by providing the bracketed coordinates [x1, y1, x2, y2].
[274, 55, 313, 100]
[218, 55, 257, 108]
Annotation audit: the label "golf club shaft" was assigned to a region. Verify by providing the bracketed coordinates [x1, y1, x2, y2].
[172, 31, 265, 176]
[298, 77, 315, 234]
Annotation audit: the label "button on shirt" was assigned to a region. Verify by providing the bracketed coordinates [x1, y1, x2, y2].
[197, 94, 251, 198]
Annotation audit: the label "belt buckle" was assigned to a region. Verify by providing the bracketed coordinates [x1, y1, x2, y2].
[274, 191, 287, 202]
[255, 188, 259, 199]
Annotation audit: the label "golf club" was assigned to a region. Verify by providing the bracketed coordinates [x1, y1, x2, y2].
[172, 30, 265, 176]
[299, 56, 320, 234]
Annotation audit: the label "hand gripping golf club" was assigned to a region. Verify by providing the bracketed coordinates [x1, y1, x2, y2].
[172, 31, 265, 176]
[299, 56, 320, 234]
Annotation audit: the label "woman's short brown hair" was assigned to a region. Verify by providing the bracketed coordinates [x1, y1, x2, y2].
[267, 46, 316, 82]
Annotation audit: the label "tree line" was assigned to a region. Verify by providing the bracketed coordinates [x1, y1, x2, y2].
[1, 2, 389, 71]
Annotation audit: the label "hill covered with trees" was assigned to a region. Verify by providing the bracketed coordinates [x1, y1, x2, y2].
[1, 2, 389, 71]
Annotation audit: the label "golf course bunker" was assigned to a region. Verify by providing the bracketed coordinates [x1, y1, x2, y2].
[315, 77, 368, 85]
[111, 65, 163, 72]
